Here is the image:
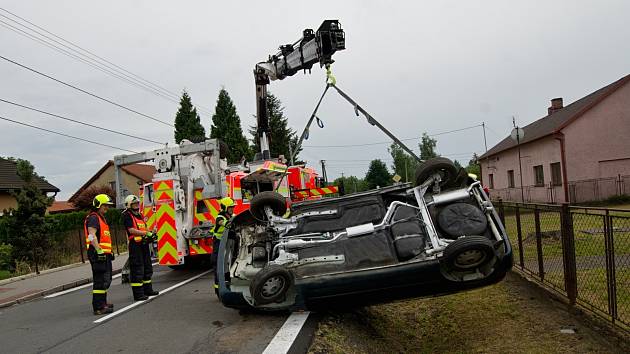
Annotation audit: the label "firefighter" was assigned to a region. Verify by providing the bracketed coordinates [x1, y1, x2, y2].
[211, 197, 235, 294]
[122, 195, 159, 301]
[85, 194, 115, 315]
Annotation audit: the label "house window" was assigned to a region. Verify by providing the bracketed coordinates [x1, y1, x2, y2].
[533, 165, 544, 186]
[109, 181, 116, 192]
[507, 170, 515, 188]
[488, 174, 494, 189]
[551, 162, 562, 186]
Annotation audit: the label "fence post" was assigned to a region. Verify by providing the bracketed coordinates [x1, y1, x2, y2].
[560, 203, 577, 305]
[515, 205, 524, 268]
[497, 199, 506, 227]
[77, 229, 85, 263]
[603, 210, 618, 323]
[534, 207, 544, 281]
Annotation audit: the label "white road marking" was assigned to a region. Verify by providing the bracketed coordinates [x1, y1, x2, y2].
[262, 311, 311, 354]
[93, 270, 211, 324]
[44, 262, 158, 299]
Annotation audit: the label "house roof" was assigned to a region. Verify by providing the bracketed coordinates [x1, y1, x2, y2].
[480, 74, 630, 159]
[0, 158, 60, 193]
[47, 201, 77, 214]
[68, 161, 156, 202]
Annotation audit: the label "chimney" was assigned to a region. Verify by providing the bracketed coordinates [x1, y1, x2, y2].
[547, 97, 563, 115]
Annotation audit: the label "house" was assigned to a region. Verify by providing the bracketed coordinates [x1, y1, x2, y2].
[68, 161, 156, 204]
[0, 158, 60, 213]
[480, 74, 630, 204]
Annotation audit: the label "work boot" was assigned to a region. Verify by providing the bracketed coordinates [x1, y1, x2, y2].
[134, 294, 149, 301]
[143, 282, 159, 296]
[106, 303, 114, 309]
[93, 307, 114, 315]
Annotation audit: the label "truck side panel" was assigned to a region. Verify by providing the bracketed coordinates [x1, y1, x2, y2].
[154, 180, 179, 265]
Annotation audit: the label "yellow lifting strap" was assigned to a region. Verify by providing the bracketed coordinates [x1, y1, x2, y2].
[325, 64, 336, 86]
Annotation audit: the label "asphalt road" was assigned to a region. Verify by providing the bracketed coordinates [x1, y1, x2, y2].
[0, 265, 290, 354]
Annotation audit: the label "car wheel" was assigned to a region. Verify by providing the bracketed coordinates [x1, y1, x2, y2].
[250, 264, 293, 305]
[437, 202, 488, 238]
[414, 157, 458, 187]
[250, 191, 287, 220]
[441, 235, 495, 271]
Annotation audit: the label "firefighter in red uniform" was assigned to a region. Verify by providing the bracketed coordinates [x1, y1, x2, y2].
[122, 195, 159, 301]
[85, 194, 115, 315]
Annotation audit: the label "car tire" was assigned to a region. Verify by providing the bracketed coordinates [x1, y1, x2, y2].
[441, 235, 495, 271]
[414, 157, 458, 187]
[250, 191, 287, 220]
[437, 202, 488, 237]
[250, 264, 293, 305]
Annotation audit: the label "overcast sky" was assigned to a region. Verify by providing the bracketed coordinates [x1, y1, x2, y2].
[1, 0, 629, 199]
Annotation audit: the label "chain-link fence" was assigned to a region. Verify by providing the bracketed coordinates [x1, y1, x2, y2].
[497, 201, 630, 332]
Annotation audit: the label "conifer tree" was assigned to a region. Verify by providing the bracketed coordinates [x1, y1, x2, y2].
[174, 91, 206, 144]
[250, 93, 301, 161]
[210, 89, 252, 163]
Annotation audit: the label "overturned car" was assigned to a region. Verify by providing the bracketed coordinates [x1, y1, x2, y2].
[216, 157, 512, 311]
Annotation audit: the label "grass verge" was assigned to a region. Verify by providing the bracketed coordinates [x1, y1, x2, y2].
[309, 273, 628, 354]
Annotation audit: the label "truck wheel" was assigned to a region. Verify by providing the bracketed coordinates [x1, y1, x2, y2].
[414, 157, 458, 187]
[441, 235, 495, 271]
[250, 264, 293, 305]
[250, 191, 287, 220]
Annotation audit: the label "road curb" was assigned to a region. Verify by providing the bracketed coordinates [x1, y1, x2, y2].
[0, 252, 129, 286]
[0, 267, 124, 309]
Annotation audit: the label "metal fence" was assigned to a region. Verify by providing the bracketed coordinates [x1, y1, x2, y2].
[496, 200, 630, 332]
[491, 174, 630, 204]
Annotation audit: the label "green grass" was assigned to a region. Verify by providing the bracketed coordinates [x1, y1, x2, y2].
[0, 269, 11, 280]
[309, 274, 626, 354]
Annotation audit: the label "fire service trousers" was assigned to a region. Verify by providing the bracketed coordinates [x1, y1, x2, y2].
[129, 240, 154, 298]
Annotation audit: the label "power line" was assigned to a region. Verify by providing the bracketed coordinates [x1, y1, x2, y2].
[0, 115, 138, 153]
[0, 20, 184, 108]
[302, 124, 483, 148]
[0, 54, 173, 127]
[0, 98, 164, 145]
[0, 8, 214, 116]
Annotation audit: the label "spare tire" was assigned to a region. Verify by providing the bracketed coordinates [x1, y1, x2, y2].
[250, 264, 293, 305]
[250, 191, 287, 220]
[441, 235, 495, 271]
[437, 202, 488, 237]
[414, 157, 458, 187]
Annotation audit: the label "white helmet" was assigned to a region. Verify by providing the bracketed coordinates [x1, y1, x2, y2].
[124, 194, 140, 209]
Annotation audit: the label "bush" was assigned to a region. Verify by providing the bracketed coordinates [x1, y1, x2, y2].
[0, 243, 13, 271]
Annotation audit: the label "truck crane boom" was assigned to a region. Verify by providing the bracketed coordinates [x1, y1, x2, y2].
[254, 20, 345, 159]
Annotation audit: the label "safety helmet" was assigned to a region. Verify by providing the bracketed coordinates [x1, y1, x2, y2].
[468, 173, 478, 181]
[93, 194, 114, 209]
[124, 194, 140, 209]
[219, 197, 235, 210]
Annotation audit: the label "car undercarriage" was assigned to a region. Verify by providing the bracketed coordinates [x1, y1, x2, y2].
[216, 158, 513, 311]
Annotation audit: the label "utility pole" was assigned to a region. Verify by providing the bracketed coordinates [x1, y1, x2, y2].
[404, 159, 408, 183]
[512, 117, 525, 203]
[320, 160, 328, 185]
[288, 143, 294, 165]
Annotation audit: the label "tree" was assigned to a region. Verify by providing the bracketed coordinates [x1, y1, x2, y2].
[388, 143, 419, 183]
[453, 159, 463, 169]
[73, 185, 116, 210]
[465, 153, 481, 177]
[174, 91, 206, 144]
[210, 89, 252, 163]
[364, 159, 391, 189]
[3, 159, 54, 273]
[333, 175, 369, 194]
[250, 93, 301, 162]
[419, 133, 438, 160]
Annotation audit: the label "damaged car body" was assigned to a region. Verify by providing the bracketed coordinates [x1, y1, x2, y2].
[216, 157, 513, 311]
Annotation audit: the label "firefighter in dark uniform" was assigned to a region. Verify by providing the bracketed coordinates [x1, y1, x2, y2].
[122, 195, 159, 301]
[211, 197, 235, 294]
[85, 194, 115, 315]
